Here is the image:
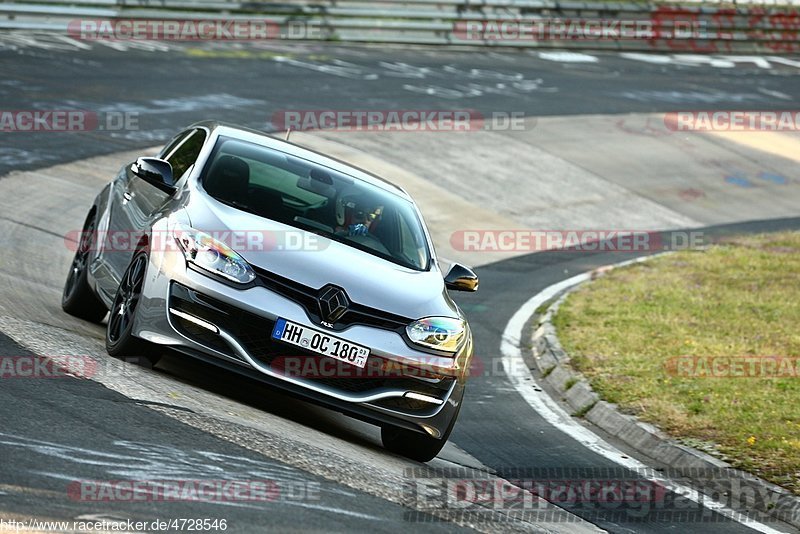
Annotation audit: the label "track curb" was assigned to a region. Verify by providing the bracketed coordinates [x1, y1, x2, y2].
[527, 258, 800, 530]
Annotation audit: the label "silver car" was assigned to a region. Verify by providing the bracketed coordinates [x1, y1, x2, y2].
[62, 121, 478, 462]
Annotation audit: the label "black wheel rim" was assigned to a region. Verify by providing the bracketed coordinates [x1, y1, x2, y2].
[108, 253, 146, 343]
[64, 217, 95, 300]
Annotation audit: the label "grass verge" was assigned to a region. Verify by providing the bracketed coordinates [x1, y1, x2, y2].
[553, 231, 800, 494]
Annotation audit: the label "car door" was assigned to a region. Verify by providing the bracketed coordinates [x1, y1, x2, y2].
[103, 129, 206, 288]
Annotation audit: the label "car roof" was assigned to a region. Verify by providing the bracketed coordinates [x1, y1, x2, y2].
[189, 120, 412, 200]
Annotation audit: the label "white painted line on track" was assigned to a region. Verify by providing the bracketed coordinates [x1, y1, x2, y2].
[500, 257, 791, 534]
[537, 51, 599, 63]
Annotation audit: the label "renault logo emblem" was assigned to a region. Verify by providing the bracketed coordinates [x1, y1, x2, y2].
[318, 285, 349, 324]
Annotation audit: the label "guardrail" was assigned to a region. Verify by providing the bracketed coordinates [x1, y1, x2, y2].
[1, 0, 799, 52]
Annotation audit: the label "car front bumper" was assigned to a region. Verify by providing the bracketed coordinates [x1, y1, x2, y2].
[130, 244, 471, 438]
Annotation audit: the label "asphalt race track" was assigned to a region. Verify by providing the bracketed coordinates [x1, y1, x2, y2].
[3, 34, 800, 175]
[2, 34, 800, 533]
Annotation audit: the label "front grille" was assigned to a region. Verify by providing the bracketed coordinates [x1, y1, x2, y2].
[168, 283, 453, 413]
[251, 265, 411, 332]
[170, 284, 297, 362]
[170, 285, 264, 359]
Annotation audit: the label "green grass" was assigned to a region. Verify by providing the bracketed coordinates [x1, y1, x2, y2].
[553, 232, 800, 493]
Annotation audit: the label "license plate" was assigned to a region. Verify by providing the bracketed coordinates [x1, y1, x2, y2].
[271, 318, 370, 368]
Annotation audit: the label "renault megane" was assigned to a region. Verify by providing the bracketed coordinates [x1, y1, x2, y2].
[61, 121, 479, 462]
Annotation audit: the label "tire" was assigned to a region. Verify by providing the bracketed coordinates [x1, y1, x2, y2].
[381, 403, 461, 463]
[105, 250, 161, 367]
[62, 210, 108, 323]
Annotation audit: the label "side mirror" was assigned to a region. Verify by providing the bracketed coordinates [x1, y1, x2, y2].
[131, 157, 176, 194]
[444, 263, 479, 292]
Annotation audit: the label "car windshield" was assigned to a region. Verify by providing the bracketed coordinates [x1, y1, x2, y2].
[200, 136, 431, 271]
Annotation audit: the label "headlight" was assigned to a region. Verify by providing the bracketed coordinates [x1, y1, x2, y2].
[406, 317, 466, 353]
[174, 225, 255, 284]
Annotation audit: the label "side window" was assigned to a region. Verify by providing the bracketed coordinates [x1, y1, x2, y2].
[158, 131, 192, 159]
[165, 130, 207, 180]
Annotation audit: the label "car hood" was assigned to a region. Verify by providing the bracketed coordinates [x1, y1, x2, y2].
[184, 194, 459, 320]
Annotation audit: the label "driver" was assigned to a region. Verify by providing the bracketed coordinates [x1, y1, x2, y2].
[335, 196, 382, 237]
[348, 207, 375, 236]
